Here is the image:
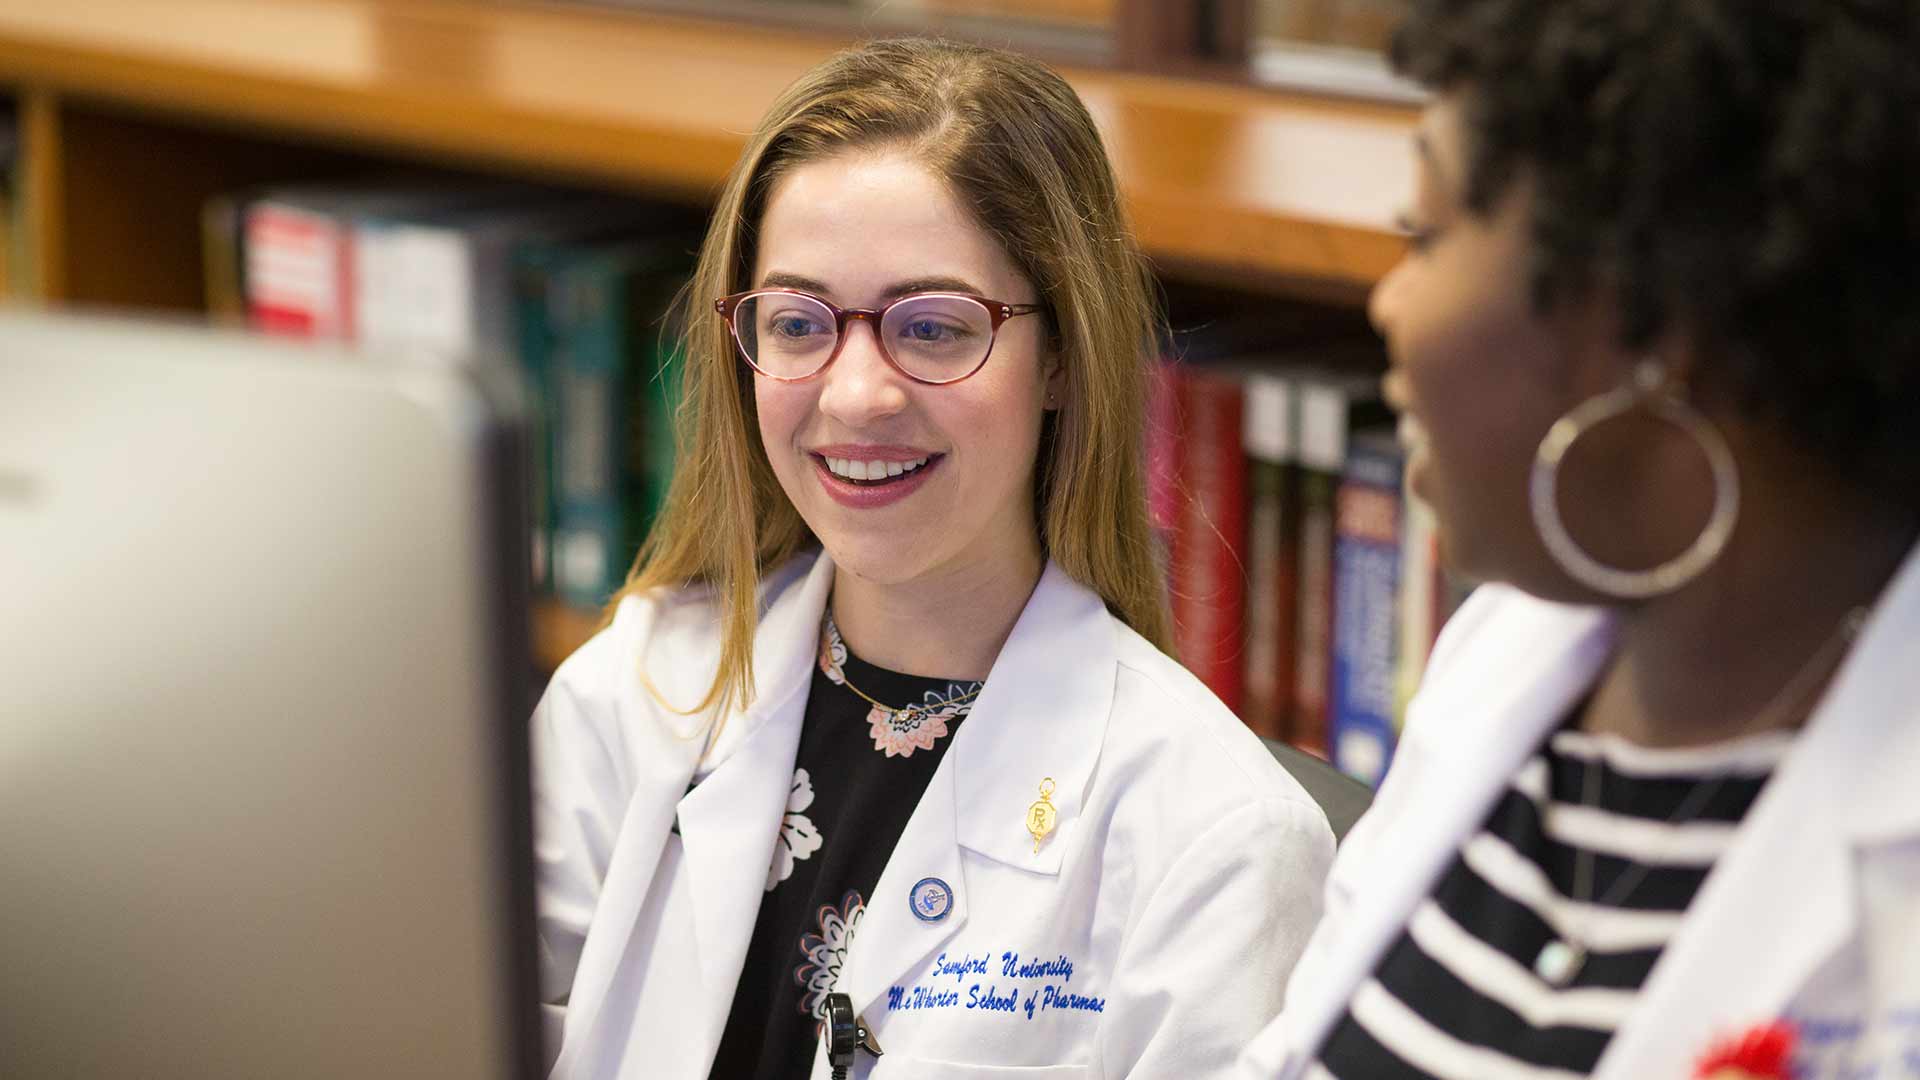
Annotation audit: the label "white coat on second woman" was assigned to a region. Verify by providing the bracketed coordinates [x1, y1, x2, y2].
[1238, 538, 1920, 1080]
[535, 550, 1336, 1080]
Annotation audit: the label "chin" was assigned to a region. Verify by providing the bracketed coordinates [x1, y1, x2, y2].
[1426, 510, 1509, 594]
[813, 535, 931, 588]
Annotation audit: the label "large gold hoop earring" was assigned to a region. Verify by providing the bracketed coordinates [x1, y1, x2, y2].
[1529, 361, 1741, 600]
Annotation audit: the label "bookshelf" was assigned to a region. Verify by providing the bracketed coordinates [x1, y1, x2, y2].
[0, 0, 1416, 670]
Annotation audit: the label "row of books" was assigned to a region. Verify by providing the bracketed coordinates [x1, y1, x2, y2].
[200, 178, 702, 610]
[1154, 349, 1473, 786]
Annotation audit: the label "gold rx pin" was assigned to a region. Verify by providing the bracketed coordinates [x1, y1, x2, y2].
[1026, 777, 1058, 854]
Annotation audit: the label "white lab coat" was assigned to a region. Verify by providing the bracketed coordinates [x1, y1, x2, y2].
[534, 551, 1335, 1079]
[1238, 538, 1920, 1080]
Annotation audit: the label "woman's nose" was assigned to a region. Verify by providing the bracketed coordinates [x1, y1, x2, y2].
[817, 319, 909, 424]
[1368, 258, 1407, 339]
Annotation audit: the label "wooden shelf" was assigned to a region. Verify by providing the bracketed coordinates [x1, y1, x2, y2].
[532, 598, 603, 674]
[0, 0, 1415, 292]
[0, 0, 1416, 671]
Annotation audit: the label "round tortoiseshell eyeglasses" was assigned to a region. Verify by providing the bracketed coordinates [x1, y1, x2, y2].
[715, 288, 1045, 385]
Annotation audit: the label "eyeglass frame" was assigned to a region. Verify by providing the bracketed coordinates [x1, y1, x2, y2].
[714, 287, 1047, 386]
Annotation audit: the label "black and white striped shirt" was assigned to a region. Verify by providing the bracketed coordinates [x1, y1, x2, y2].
[1311, 724, 1793, 1079]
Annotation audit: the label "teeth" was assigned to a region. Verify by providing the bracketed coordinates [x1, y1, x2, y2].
[824, 456, 930, 481]
[1397, 414, 1427, 450]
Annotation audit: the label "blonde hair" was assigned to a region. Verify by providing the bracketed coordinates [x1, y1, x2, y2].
[611, 36, 1171, 717]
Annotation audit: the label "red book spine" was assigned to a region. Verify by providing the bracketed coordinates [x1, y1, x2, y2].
[1292, 468, 1337, 759]
[1169, 368, 1249, 714]
[243, 203, 348, 339]
[1241, 456, 1298, 741]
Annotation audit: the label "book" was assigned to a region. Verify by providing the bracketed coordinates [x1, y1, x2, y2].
[242, 183, 525, 341]
[1393, 495, 1478, 728]
[1330, 429, 1405, 786]
[1291, 368, 1391, 759]
[1167, 365, 1249, 715]
[1240, 372, 1299, 743]
[243, 187, 379, 339]
[351, 190, 642, 354]
[527, 238, 691, 608]
[351, 193, 616, 590]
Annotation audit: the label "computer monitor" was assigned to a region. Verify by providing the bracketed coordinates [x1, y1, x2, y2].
[0, 311, 541, 1079]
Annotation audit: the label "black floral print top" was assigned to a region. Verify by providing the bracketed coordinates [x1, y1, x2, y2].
[705, 614, 982, 1079]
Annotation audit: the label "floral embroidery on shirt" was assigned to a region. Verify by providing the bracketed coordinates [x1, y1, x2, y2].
[819, 624, 849, 686]
[864, 692, 975, 758]
[819, 612, 981, 759]
[794, 889, 865, 1025]
[766, 768, 824, 892]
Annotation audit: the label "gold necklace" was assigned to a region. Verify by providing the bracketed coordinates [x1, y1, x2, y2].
[821, 614, 983, 721]
[838, 669, 983, 719]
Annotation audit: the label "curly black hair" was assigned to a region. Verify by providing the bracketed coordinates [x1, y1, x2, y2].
[1391, 0, 1920, 499]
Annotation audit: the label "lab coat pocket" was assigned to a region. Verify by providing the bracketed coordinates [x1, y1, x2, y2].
[867, 1056, 1094, 1079]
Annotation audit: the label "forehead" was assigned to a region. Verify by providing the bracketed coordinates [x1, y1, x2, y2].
[751, 149, 1029, 300]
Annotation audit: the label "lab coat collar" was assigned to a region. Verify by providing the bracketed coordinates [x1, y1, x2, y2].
[686, 550, 833, 775]
[834, 559, 1118, 1025]
[1275, 588, 1617, 1071]
[671, 551, 834, 1050]
[697, 553, 1116, 871]
[1592, 536, 1920, 1078]
[951, 559, 1116, 873]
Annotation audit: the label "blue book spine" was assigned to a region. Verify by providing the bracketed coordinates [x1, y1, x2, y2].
[1329, 431, 1405, 787]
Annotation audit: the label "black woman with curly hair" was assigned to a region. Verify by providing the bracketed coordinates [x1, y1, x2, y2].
[1240, 2, 1920, 1078]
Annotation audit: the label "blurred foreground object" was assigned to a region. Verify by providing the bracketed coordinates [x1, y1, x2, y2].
[0, 311, 541, 1079]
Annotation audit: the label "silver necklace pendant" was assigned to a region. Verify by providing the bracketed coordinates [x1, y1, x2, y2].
[1534, 939, 1586, 988]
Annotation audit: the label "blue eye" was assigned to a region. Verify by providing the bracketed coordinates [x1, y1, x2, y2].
[903, 319, 965, 343]
[770, 313, 828, 339]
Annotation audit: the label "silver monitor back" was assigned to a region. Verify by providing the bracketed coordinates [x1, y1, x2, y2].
[0, 311, 540, 1079]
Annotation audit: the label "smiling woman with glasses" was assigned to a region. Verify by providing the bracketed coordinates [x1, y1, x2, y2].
[528, 36, 1334, 1080]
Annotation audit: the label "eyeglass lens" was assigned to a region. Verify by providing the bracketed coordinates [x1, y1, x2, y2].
[732, 293, 995, 381]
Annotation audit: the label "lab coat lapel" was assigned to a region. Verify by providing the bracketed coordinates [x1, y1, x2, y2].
[838, 562, 1116, 1020]
[548, 649, 710, 1079]
[656, 554, 835, 1052]
[837, 754, 973, 1025]
[1280, 591, 1616, 1070]
[1593, 540, 1920, 1079]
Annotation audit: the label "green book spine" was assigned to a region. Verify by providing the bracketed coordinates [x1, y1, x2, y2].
[544, 242, 690, 609]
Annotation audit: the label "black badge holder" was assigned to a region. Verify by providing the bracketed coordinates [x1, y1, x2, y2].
[823, 992, 883, 1079]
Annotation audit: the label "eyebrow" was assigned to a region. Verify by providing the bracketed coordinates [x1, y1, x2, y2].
[756, 271, 988, 302]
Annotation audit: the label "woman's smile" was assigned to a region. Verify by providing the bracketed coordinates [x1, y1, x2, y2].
[808, 448, 945, 509]
[1380, 368, 1431, 499]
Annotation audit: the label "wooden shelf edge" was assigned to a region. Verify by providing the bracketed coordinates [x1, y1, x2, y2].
[0, 0, 1416, 290]
[532, 597, 603, 674]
